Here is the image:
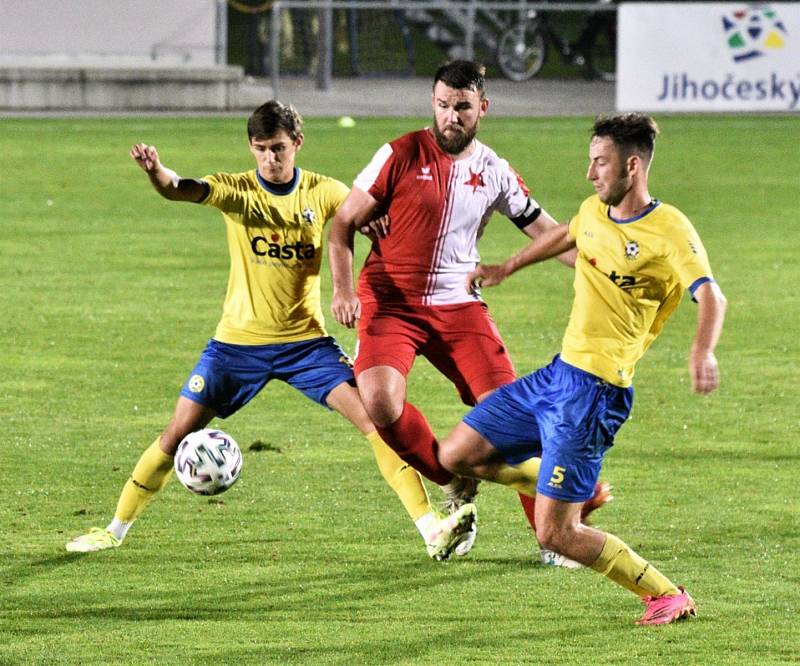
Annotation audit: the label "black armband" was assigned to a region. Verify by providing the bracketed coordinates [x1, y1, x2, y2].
[196, 180, 211, 203]
[510, 198, 542, 230]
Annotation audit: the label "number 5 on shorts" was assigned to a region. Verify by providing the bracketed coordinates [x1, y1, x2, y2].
[548, 466, 566, 488]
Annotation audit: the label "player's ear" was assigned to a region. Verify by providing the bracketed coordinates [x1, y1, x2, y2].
[627, 153, 640, 176]
[294, 133, 305, 150]
[479, 96, 489, 116]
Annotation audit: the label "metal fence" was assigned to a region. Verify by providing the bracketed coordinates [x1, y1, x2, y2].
[264, 1, 617, 94]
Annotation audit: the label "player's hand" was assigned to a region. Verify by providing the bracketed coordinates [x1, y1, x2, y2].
[689, 349, 719, 394]
[130, 143, 161, 173]
[358, 214, 390, 240]
[331, 290, 361, 329]
[466, 263, 508, 293]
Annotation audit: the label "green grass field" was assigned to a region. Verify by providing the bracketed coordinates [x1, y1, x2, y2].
[1, 115, 798, 665]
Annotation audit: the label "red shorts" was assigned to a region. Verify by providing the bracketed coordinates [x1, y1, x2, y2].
[355, 300, 516, 406]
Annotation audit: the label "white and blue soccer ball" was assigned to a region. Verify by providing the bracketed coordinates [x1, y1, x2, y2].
[174, 429, 243, 496]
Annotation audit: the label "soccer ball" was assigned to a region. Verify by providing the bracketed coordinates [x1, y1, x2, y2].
[174, 429, 243, 496]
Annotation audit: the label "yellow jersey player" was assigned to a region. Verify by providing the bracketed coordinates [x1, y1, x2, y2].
[66, 101, 475, 560]
[437, 113, 727, 625]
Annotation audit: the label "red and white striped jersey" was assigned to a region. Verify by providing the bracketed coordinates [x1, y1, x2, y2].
[353, 129, 538, 305]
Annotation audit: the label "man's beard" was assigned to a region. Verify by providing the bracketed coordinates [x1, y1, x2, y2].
[432, 121, 477, 155]
[599, 166, 632, 206]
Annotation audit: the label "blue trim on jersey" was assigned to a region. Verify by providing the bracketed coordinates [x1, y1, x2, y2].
[256, 167, 300, 195]
[689, 276, 713, 303]
[607, 199, 661, 224]
[689, 276, 712, 295]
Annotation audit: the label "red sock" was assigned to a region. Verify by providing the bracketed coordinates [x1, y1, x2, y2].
[375, 402, 453, 486]
[518, 493, 537, 532]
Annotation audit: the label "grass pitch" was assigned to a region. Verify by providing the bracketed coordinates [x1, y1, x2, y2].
[1, 114, 798, 665]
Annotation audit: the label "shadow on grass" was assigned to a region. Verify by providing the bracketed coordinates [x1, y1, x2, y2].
[6, 554, 542, 621]
[1, 552, 88, 588]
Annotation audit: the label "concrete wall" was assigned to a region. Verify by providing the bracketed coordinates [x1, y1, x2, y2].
[0, 66, 244, 111]
[0, 0, 220, 66]
[0, 0, 239, 110]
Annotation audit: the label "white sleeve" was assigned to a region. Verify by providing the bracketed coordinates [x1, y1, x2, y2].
[353, 143, 393, 194]
[493, 159, 539, 220]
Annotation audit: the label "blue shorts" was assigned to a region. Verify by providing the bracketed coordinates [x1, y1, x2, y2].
[463, 355, 633, 502]
[180, 337, 355, 418]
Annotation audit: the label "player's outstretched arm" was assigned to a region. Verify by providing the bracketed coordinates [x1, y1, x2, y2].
[130, 143, 208, 203]
[689, 280, 727, 394]
[522, 210, 578, 268]
[467, 223, 576, 290]
[328, 186, 379, 328]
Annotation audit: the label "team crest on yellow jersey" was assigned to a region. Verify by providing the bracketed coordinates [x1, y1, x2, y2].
[624, 240, 640, 260]
[302, 207, 316, 224]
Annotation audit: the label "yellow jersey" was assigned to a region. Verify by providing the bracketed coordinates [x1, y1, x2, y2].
[201, 168, 349, 344]
[562, 195, 713, 387]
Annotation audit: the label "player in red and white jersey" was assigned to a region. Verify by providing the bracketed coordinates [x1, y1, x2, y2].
[352, 126, 542, 306]
[329, 61, 607, 560]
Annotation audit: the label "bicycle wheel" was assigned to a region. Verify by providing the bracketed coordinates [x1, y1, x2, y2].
[496, 22, 547, 82]
[583, 15, 616, 81]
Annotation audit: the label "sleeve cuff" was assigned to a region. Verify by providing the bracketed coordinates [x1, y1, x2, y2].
[689, 276, 713, 302]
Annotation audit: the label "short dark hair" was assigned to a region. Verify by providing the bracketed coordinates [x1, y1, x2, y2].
[433, 60, 486, 97]
[247, 100, 303, 141]
[592, 113, 660, 161]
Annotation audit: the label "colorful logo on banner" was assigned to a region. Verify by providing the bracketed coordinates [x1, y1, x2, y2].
[723, 6, 788, 63]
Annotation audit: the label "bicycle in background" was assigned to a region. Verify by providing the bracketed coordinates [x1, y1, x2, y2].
[495, 4, 617, 82]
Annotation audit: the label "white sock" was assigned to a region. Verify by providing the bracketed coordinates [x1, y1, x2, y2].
[414, 511, 439, 542]
[106, 518, 132, 542]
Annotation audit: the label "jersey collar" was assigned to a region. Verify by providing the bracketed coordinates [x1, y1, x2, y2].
[607, 199, 661, 224]
[256, 167, 300, 195]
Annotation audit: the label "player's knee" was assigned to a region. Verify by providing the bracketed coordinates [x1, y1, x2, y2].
[437, 438, 460, 474]
[535, 522, 571, 553]
[357, 367, 406, 427]
[359, 390, 403, 427]
[438, 436, 473, 476]
[535, 525, 559, 552]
